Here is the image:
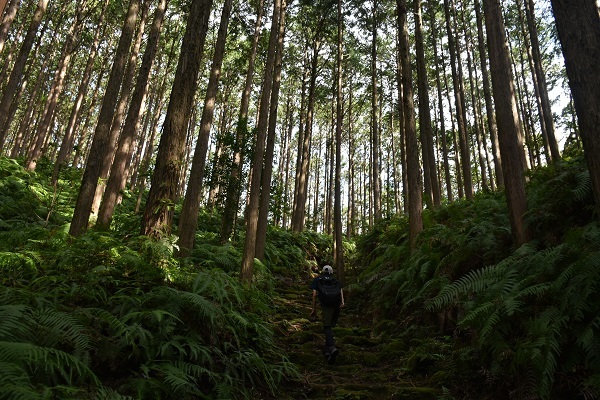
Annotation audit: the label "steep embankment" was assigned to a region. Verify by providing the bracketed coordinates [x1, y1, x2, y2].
[271, 276, 441, 399]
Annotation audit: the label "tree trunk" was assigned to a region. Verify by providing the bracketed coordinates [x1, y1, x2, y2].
[397, 0, 423, 249]
[443, 0, 473, 200]
[484, 0, 531, 246]
[474, 0, 503, 188]
[524, 0, 560, 162]
[240, 0, 281, 284]
[220, 0, 264, 243]
[53, 0, 110, 186]
[0, 0, 19, 54]
[290, 49, 309, 232]
[550, 0, 600, 212]
[255, 0, 287, 261]
[334, 0, 345, 283]
[414, 0, 440, 208]
[0, 0, 48, 150]
[92, 1, 149, 217]
[141, 0, 213, 237]
[69, 0, 140, 237]
[97, 0, 167, 230]
[371, 0, 381, 221]
[291, 38, 320, 232]
[177, 0, 232, 255]
[27, 4, 85, 171]
[429, 5, 453, 202]
[460, 3, 488, 192]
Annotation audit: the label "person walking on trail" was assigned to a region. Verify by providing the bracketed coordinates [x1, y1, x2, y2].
[309, 265, 345, 364]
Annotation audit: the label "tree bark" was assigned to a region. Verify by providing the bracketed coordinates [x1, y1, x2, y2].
[291, 37, 320, 232]
[92, 1, 149, 217]
[443, 0, 473, 200]
[397, 0, 423, 250]
[141, 0, 213, 237]
[524, 0, 560, 162]
[414, 0, 440, 207]
[256, 0, 287, 260]
[27, 4, 85, 171]
[371, 0, 381, 221]
[0, 0, 48, 150]
[484, 0, 531, 246]
[0, 0, 19, 54]
[429, 5, 452, 202]
[178, 0, 232, 255]
[97, 0, 167, 230]
[334, 0, 345, 283]
[69, 0, 140, 237]
[53, 0, 110, 186]
[550, 0, 600, 212]
[220, 0, 265, 243]
[474, 0, 503, 188]
[241, 0, 281, 284]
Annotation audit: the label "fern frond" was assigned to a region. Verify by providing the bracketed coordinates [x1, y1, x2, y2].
[0, 341, 98, 386]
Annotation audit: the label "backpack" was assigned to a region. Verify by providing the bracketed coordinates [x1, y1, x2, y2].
[316, 275, 342, 306]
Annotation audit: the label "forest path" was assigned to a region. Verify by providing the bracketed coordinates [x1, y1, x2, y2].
[270, 276, 441, 400]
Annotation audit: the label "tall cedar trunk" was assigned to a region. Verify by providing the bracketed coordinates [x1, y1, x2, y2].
[92, 2, 149, 217]
[177, 0, 233, 255]
[524, 0, 560, 162]
[0, 0, 48, 149]
[240, 0, 281, 284]
[394, 26, 407, 214]
[291, 38, 320, 232]
[347, 78, 355, 237]
[371, 0, 381, 221]
[220, 0, 264, 243]
[334, 0, 345, 283]
[474, 0, 503, 187]
[550, 0, 600, 212]
[141, 0, 213, 237]
[429, 5, 452, 201]
[484, 0, 531, 246]
[53, 0, 110, 186]
[97, 0, 167, 230]
[460, 3, 488, 192]
[443, 0, 473, 199]
[397, 0, 423, 249]
[255, 0, 286, 260]
[69, 0, 140, 237]
[414, 0, 440, 207]
[27, 5, 85, 171]
[0, 0, 19, 54]
[280, 96, 293, 229]
[290, 49, 309, 231]
[12, 57, 47, 159]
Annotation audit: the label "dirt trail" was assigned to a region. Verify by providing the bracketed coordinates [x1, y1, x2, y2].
[271, 276, 441, 399]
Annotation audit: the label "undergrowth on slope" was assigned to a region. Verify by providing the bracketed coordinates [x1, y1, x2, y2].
[0, 156, 317, 399]
[353, 155, 600, 399]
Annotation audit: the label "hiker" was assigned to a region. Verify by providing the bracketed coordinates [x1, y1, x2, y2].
[309, 265, 345, 363]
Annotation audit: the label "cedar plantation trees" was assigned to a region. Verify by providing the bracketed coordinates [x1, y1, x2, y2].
[0, 0, 598, 280]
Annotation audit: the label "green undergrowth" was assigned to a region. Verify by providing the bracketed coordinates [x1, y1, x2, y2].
[351, 155, 599, 399]
[0, 156, 340, 399]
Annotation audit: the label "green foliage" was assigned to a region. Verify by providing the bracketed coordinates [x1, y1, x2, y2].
[0, 159, 300, 399]
[354, 157, 600, 399]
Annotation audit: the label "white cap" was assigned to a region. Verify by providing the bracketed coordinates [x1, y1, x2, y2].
[322, 265, 333, 274]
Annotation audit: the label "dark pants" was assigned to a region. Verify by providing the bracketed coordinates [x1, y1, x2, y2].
[321, 304, 340, 350]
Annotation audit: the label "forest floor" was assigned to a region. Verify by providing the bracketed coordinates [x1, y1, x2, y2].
[268, 274, 442, 400]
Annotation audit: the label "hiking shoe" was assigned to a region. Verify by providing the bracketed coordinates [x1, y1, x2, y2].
[327, 347, 339, 364]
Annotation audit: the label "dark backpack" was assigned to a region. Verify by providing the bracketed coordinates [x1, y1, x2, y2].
[316, 275, 342, 306]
